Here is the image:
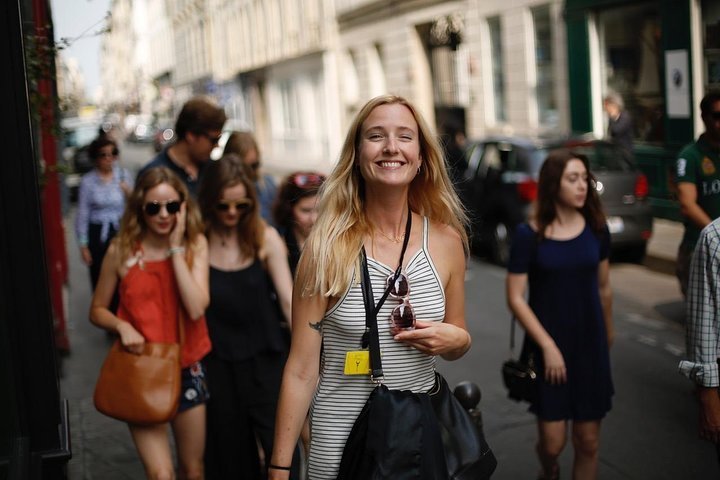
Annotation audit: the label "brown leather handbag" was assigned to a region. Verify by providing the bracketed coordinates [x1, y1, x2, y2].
[93, 311, 184, 425]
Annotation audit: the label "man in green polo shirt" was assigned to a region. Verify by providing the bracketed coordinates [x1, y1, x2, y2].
[676, 91, 720, 297]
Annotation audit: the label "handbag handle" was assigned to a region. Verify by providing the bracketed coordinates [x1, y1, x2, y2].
[360, 206, 412, 382]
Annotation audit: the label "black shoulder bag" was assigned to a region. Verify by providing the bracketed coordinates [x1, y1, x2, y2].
[337, 210, 497, 480]
[501, 317, 538, 403]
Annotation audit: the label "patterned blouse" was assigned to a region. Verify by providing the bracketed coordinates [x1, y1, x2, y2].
[75, 166, 132, 246]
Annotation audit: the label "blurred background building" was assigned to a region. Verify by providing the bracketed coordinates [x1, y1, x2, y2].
[89, 0, 720, 219]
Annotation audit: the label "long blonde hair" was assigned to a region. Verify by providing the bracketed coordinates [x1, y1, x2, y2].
[297, 95, 468, 297]
[115, 167, 204, 263]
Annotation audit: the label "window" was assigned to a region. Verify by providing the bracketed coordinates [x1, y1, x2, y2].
[488, 16, 506, 122]
[280, 80, 300, 132]
[703, 0, 720, 89]
[532, 5, 557, 127]
[598, 4, 664, 143]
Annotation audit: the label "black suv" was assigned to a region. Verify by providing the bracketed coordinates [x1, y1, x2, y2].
[456, 137, 653, 265]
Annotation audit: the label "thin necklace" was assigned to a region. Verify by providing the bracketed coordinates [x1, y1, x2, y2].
[373, 212, 407, 244]
[216, 230, 232, 247]
[376, 229, 406, 244]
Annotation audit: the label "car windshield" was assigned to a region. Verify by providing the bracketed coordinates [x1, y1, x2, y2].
[64, 125, 98, 148]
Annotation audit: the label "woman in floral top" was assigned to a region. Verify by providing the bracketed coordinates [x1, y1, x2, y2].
[75, 136, 132, 297]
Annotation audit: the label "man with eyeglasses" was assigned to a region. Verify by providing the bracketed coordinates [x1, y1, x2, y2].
[675, 91, 720, 298]
[138, 96, 227, 196]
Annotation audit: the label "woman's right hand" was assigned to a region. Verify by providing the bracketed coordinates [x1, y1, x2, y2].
[115, 321, 145, 354]
[541, 342, 566, 385]
[80, 246, 93, 266]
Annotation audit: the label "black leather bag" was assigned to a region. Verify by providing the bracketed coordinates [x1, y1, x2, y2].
[501, 318, 538, 403]
[337, 236, 496, 479]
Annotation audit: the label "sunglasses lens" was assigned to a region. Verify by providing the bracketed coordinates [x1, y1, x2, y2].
[391, 303, 415, 330]
[711, 112, 720, 121]
[386, 274, 410, 297]
[216, 201, 252, 212]
[166, 201, 181, 214]
[144, 203, 161, 215]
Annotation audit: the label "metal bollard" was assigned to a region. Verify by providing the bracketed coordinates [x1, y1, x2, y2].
[453, 381, 485, 432]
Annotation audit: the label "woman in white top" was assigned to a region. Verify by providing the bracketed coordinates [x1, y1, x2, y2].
[269, 95, 472, 479]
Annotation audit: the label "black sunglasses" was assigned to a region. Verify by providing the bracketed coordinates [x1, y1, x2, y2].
[386, 272, 415, 332]
[709, 111, 720, 121]
[200, 131, 222, 145]
[215, 199, 253, 212]
[96, 150, 119, 159]
[144, 200, 182, 216]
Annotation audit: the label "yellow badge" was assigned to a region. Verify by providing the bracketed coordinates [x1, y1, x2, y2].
[702, 156, 716, 176]
[344, 350, 371, 375]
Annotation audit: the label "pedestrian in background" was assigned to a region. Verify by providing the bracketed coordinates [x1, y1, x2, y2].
[272, 171, 326, 276]
[75, 136, 132, 308]
[139, 96, 227, 197]
[272, 170, 326, 457]
[679, 217, 720, 466]
[90, 167, 211, 479]
[602, 92, 634, 156]
[506, 149, 614, 480]
[675, 91, 720, 298]
[197, 155, 299, 479]
[269, 95, 471, 479]
[223, 131, 278, 223]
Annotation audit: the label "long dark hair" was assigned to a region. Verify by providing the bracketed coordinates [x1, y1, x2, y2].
[197, 154, 264, 258]
[272, 171, 325, 230]
[533, 148, 606, 240]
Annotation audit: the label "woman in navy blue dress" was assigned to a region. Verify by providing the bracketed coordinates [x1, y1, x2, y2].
[506, 149, 614, 480]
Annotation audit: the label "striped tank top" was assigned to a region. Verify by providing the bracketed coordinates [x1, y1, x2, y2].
[307, 217, 445, 479]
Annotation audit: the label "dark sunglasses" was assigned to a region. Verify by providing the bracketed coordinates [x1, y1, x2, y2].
[291, 173, 325, 188]
[201, 131, 222, 145]
[144, 200, 182, 216]
[247, 162, 260, 171]
[709, 111, 720, 121]
[215, 199, 253, 212]
[386, 272, 415, 332]
[97, 150, 119, 159]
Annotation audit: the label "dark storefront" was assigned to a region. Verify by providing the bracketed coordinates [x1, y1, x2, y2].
[565, 0, 719, 220]
[1, 0, 71, 478]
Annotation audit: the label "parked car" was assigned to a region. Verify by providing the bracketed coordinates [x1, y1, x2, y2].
[60, 117, 101, 201]
[456, 137, 653, 265]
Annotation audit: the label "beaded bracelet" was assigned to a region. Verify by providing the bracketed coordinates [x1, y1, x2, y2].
[167, 246, 186, 256]
[268, 464, 291, 471]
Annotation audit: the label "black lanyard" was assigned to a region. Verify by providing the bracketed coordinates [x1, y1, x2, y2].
[360, 206, 412, 381]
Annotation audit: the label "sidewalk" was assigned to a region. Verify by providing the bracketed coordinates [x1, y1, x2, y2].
[644, 218, 682, 276]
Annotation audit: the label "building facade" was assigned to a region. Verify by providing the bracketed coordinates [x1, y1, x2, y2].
[209, 0, 341, 172]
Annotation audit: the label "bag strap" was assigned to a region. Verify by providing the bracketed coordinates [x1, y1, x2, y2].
[359, 206, 412, 382]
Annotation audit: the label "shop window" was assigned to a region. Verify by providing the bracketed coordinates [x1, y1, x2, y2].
[598, 4, 664, 143]
[532, 5, 557, 127]
[280, 80, 300, 133]
[488, 16, 506, 123]
[703, 0, 720, 90]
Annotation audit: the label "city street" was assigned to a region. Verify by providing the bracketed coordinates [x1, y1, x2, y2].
[59, 141, 718, 479]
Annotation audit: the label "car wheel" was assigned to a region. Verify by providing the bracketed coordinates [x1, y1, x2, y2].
[490, 223, 511, 266]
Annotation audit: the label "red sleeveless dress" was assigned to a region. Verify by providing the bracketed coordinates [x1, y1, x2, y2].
[117, 255, 211, 368]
